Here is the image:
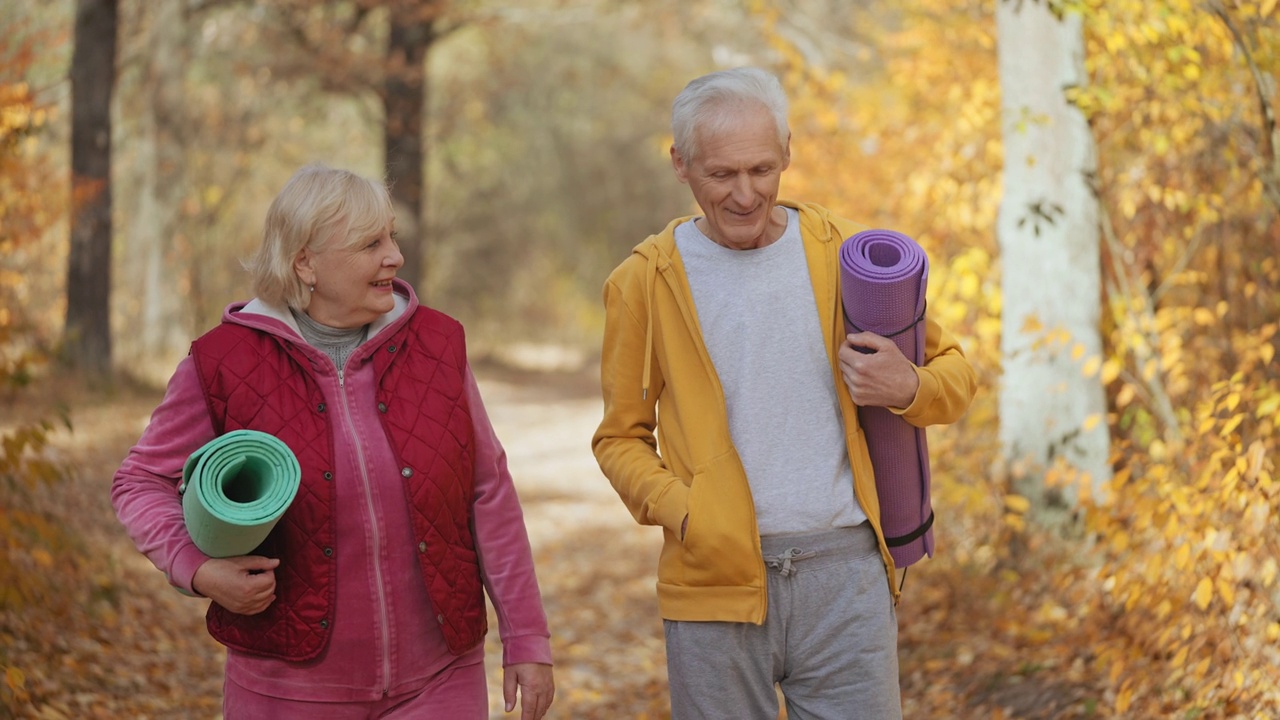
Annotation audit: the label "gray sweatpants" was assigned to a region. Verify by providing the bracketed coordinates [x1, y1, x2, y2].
[664, 524, 901, 720]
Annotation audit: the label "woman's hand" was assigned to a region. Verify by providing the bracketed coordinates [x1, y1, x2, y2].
[191, 556, 280, 615]
[503, 662, 554, 720]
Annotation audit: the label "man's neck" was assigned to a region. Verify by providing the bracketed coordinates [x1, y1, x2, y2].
[696, 205, 788, 250]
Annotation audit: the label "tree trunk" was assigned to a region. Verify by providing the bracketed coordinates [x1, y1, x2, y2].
[995, 0, 1111, 503]
[66, 0, 119, 379]
[384, 1, 438, 296]
[124, 1, 194, 380]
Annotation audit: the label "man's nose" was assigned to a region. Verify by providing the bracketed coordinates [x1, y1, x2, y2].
[731, 173, 754, 204]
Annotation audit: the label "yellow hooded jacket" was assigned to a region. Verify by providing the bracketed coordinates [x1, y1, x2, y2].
[592, 200, 977, 622]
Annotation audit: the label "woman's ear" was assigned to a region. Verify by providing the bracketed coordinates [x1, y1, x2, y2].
[293, 248, 316, 288]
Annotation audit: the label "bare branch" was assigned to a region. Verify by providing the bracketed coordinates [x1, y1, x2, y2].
[1096, 199, 1185, 445]
[1207, 0, 1280, 213]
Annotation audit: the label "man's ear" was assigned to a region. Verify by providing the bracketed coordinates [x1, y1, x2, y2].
[782, 132, 792, 171]
[293, 248, 316, 287]
[671, 145, 690, 184]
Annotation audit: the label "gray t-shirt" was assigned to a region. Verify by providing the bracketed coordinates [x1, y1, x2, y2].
[675, 207, 866, 536]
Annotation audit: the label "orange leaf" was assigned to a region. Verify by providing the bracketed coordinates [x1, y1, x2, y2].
[1116, 683, 1133, 713]
[4, 666, 24, 692]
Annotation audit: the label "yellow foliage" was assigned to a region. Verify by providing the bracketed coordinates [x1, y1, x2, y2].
[764, 0, 1278, 709]
[1192, 577, 1213, 610]
[1003, 494, 1030, 514]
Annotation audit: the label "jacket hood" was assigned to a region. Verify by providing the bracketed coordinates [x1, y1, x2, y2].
[220, 277, 418, 343]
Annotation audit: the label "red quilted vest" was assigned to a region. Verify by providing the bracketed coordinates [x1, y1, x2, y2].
[189, 306, 487, 661]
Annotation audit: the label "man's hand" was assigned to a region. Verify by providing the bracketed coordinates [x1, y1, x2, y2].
[503, 662, 554, 720]
[838, 331, 920, 409]
[191, 555, 279, 615]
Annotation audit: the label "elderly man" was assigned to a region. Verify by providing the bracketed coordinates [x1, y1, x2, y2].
[591, 67, 976, 719]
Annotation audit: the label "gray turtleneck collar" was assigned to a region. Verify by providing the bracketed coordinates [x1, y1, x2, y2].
[290, 308, 369, 372]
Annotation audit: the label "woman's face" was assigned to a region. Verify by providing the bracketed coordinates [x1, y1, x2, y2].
[295, 220, 403, 328]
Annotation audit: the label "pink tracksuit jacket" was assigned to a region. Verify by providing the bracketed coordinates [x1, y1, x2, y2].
[111, 282, 552, 703]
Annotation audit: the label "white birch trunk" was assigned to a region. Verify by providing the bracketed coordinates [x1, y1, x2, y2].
[996, 0, 1111, 502]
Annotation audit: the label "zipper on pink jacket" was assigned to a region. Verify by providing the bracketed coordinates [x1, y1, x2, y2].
[338, 366, 394, 697]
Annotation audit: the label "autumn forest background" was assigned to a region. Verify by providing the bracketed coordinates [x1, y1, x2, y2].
[2, 0, 1278, 718]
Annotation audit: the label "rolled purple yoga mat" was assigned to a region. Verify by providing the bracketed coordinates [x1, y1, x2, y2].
[838, 229, 933, 567]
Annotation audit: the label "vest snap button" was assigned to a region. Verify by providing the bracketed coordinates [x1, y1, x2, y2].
[324, 547, 333, 557]
[316, 402, 326, 413]
[388, 345, 397, 353]
[377, 402, 387, 413]
[323, 471, 333, 481]
[418, 541, 427, 553]
[320, 619, 329, 629]
[436, 614, 444, 624]
[401, 467, 413, 478]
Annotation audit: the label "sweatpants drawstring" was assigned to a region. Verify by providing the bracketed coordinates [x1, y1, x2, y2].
[763, 547, 815, 578]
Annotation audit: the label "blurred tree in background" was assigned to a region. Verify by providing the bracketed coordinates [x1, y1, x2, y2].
[64, 0, 117, 379]
[382, 0, 441, 294]
[23, 0, 721, 380]
[995, 0, 1110, 504]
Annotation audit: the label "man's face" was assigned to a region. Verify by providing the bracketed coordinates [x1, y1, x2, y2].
[671, 104, 790, 251]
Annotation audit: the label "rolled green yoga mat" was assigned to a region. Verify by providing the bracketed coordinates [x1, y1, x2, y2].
[180, 429, 302, 558]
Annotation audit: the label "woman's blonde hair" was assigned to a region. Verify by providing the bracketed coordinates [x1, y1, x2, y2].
[247, 163, 395, 311]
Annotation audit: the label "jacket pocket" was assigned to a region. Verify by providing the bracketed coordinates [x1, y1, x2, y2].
[675, 450, 759, 587]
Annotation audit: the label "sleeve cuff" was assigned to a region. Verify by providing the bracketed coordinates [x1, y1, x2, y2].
[502, 634, 554, 667]
[654, 480, 690, 535]
[168, 542, 212, 597]
[898, 366, 940, 419]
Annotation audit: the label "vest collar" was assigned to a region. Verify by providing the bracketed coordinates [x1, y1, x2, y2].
[223, 278, 417, 345]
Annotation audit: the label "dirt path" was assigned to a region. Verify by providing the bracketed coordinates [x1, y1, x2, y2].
[472, 368, 669, 718]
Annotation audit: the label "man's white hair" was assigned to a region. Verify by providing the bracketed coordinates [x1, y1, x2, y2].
[671, 67, 790, 162]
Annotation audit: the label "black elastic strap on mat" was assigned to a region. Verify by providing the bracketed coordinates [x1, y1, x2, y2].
[884, 510, 934, 548]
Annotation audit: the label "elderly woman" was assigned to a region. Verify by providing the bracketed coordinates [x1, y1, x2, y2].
[112, 164, 555, 719]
